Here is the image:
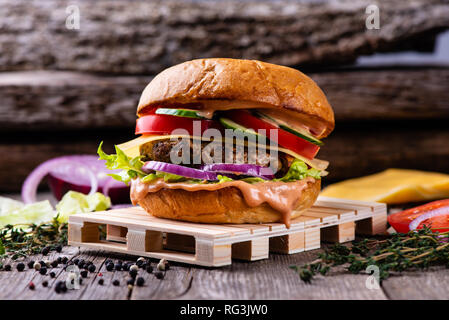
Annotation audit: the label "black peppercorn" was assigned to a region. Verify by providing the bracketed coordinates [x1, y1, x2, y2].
[88, 264, 96, 273]
[55, 281, 67, 293]
[112, 280, 120, 286]
[122, 263, 130, 271]
[78, 261, 85, 269]
[114, 263, 122, 271]
[50, 271, 56, 278]
[39, 260, 45, 266]
[73, 258, 80, 265]
[61, 257, 68, 264]
[39, 267, 47, 275]
[55, 245, 62, 253]
[4, 264, 11, 271]
[136, 260, 143, 267]
[129, 269, 137, 279]
[105, 262, 114, 271]
[98, 278, 104, 285]
[155, 271, 164, 279]
[105, 259, 112, 265]
[146, 264, 153, 273]
[80, 270, 88, 278]
[136, 277, 145, 287]
[42, 280, 48, 287]
[27, 261, 35, 269]
[41, 246, 50, 255]
[16, 262, 25, 272]
[57, 257, 62, 264]
[51, 260, 58, 268]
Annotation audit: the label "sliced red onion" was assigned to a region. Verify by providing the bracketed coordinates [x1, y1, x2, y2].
[200, 163, 274, 180]
[142, 161, 218, 180]
[409, 206, 449, 231]
[22, 157, 98, 204]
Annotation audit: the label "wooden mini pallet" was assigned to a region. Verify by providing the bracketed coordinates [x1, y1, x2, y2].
[68, 196, 387, 267]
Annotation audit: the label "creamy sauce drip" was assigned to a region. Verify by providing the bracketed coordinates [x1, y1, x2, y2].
[131, 177, 315, 227]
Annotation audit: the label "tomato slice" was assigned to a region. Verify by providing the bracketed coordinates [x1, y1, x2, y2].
[388, 199, 449, 233]
[135, 114, 221, 136]
[225, 110, 320, 159]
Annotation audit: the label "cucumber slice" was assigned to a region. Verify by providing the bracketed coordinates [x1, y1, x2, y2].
[155, 108, 205, 119]
[278, 124, 323, 146]
[252, 111, 323, 146]
[219, 118, 262, 139]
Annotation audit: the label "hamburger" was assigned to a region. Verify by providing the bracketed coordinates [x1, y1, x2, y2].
[98, 58, 334, 227]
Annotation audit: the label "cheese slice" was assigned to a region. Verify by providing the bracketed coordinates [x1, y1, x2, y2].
[117, 134, 329, 171]
[321, 169, 449, 204]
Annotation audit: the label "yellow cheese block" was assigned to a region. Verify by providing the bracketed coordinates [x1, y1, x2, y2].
[321, 169, 449, 204]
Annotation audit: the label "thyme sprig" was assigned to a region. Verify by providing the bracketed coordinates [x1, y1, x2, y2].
[291, 226, 449, 283]
[0, 216, 67, 261]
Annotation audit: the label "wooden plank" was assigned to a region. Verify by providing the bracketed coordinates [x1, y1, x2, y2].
[179, 250, 388, 300]
[195, 239, 232, 267]
[293, 215, 321, 227]
[100, 208, 251, 236]
[232, 238, 269, 261]
[381, 267, 449, 300]
[304, 228, 321, 251]
[321, 222, 355, 243]
[2, 1, 446, 74]
[356, 214, 388, 235]
[270, 232, 305, 254]
[69, 213, 232, 239]
[303, 212, 339, 224]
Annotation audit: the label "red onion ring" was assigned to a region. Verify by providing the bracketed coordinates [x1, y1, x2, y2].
[142, 161, 218, 180]
[409, 206, 449, 231]
[200, 163, 274, 180]
[21, 158, 98, 204]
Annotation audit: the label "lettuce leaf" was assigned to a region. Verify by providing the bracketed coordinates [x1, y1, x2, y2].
[56, 191, 111, 222]
[0, 199, 55, 228]
[0, 191, 111, 228]
[142, 171, 189, 183]
[217, 175, 233, 183]
[98, 141, 146, 184]
[275, 159, 322, 182]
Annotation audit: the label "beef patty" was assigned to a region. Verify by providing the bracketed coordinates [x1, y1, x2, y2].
[140, 138, 290, 176]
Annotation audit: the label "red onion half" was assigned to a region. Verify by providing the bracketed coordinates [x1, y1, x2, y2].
[22, 155, 130, 204]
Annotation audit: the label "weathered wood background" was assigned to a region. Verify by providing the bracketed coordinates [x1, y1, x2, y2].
[1, 0, 449, 192]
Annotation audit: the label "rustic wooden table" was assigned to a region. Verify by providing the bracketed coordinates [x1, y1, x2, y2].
[2, 241, 449, 300]
[2, 193, 448, 300]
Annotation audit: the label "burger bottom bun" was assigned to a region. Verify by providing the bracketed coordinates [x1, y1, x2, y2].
[135, 179, 320, 224]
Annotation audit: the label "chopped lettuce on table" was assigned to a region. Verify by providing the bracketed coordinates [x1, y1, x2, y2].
[0, 191, 111, 228]
[0, 191, 111, 259]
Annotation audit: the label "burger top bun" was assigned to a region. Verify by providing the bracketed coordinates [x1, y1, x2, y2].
[137, 58, 335, 138]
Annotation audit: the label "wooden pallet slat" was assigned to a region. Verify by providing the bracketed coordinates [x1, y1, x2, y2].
[68, 197, 388, 267]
